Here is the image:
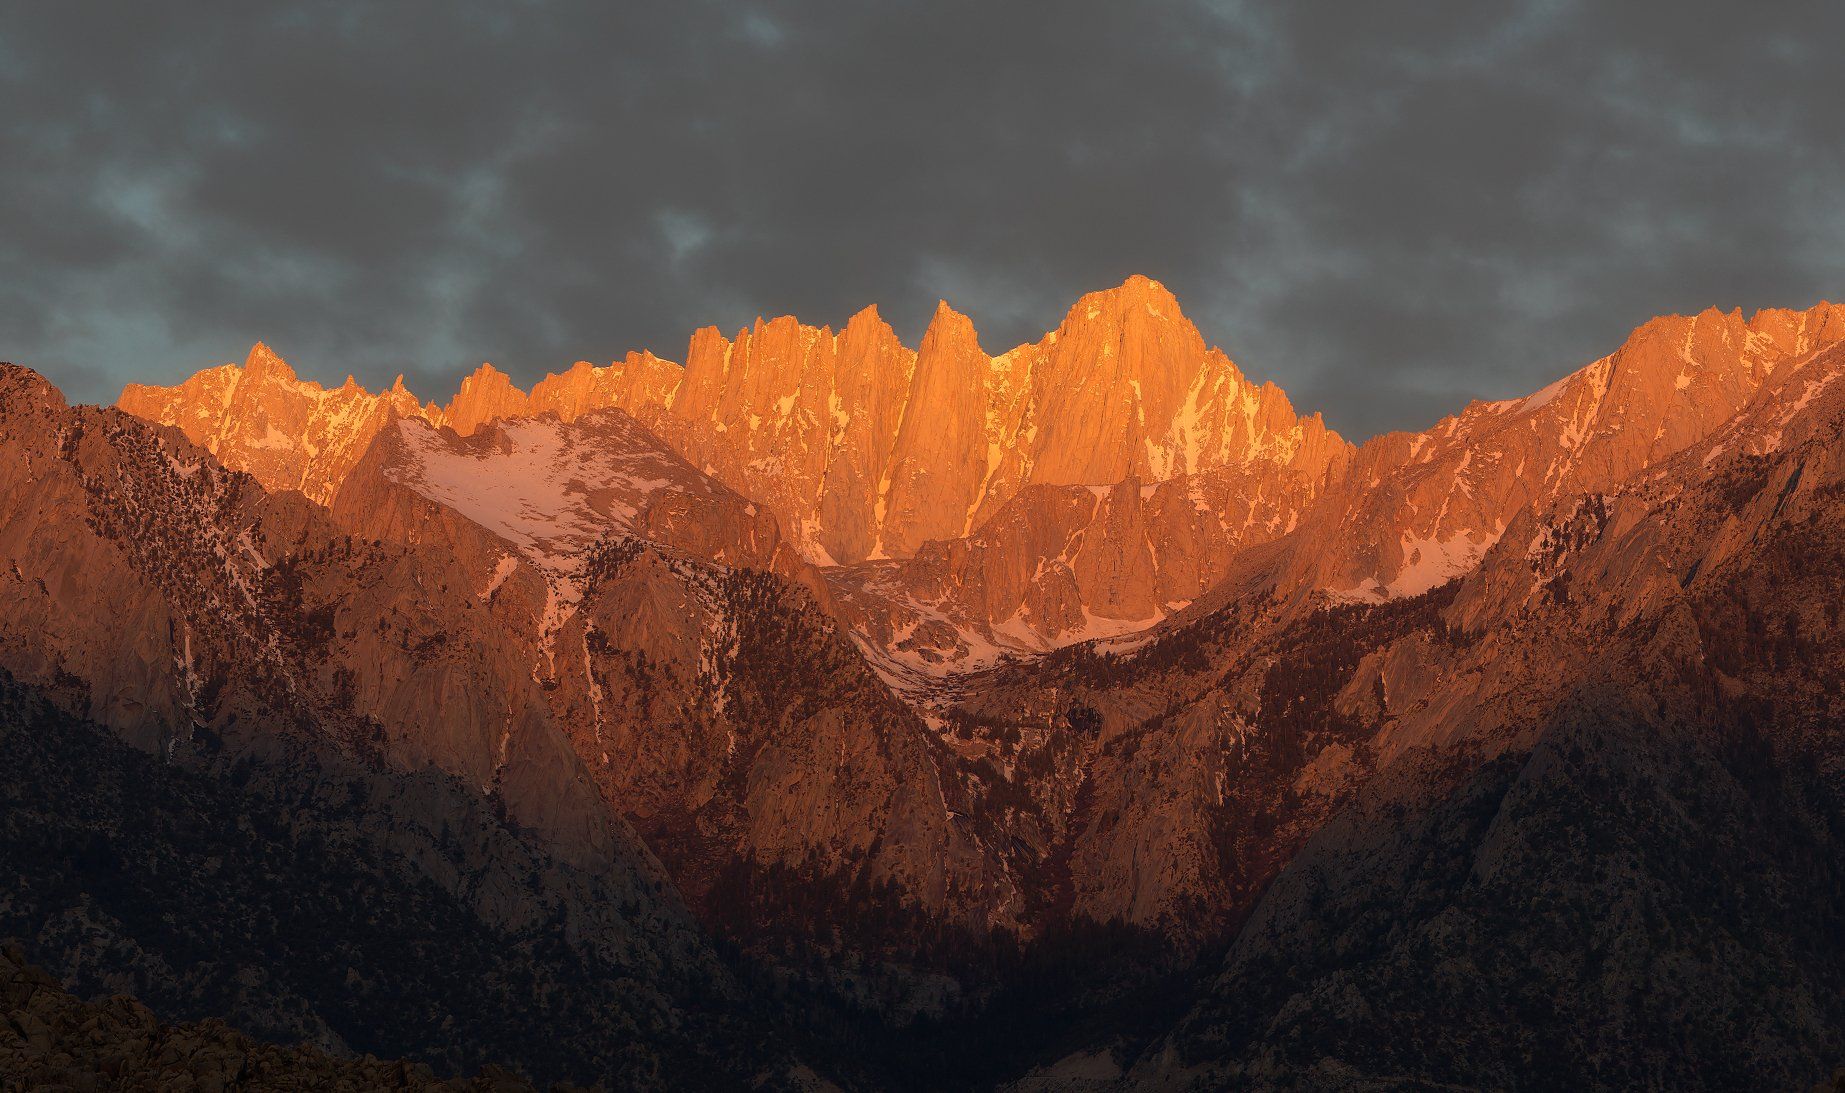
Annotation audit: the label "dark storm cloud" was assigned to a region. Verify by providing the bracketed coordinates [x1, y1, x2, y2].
[3, 0, 1841, 437]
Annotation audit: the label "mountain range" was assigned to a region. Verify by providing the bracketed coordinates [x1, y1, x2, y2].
[7, 277, 1845, 1089]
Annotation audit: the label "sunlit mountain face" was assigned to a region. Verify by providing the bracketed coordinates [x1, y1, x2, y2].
[8, 3, 1845, 1089]
[4, 280, 1845, 1088]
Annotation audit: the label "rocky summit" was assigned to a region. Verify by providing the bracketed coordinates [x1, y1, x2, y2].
[4, 280, 1845, 1090]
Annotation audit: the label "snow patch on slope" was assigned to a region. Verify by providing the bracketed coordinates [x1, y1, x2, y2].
[384, 415, 689, 580]
[1327, 530, 1500, 605]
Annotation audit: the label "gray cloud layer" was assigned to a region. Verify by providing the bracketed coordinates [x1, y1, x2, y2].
[4, 1, 1841, 437]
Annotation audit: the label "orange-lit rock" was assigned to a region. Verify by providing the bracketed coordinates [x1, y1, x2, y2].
[118, 343, 440, 504]
[118, 277, 1346, 574]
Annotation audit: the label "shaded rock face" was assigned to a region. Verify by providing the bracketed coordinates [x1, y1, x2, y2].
[1140, 701, 1845, 1092]
[2, 943, 535, 1091]
[0, 675, 754, 1090]
[322, 399, 1022, 958]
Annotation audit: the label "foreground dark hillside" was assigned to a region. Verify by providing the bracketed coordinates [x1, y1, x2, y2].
[0, 673, 779, 1089]
[1139, 697, 1845, 1090]
[2, 943, 542, 1090]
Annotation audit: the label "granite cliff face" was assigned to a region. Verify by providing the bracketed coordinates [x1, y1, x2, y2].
[825, 454, 1349, 680]
[118, 278, 1345, 575]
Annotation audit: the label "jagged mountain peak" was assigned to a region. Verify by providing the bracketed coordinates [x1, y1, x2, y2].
[124, 292, 1845, 640]
[842, 301, 886, 331]
[1034, 275, 1199, 371]
[921, 297, 982, 349]
[118, 280, 1339, 570]
[242, 340, 295, 383]
[1059, 272, 1186, 323]
[1229, 298, 1845, 613]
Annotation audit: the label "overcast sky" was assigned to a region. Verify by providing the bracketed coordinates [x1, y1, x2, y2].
[5, 1, 1841, 438]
